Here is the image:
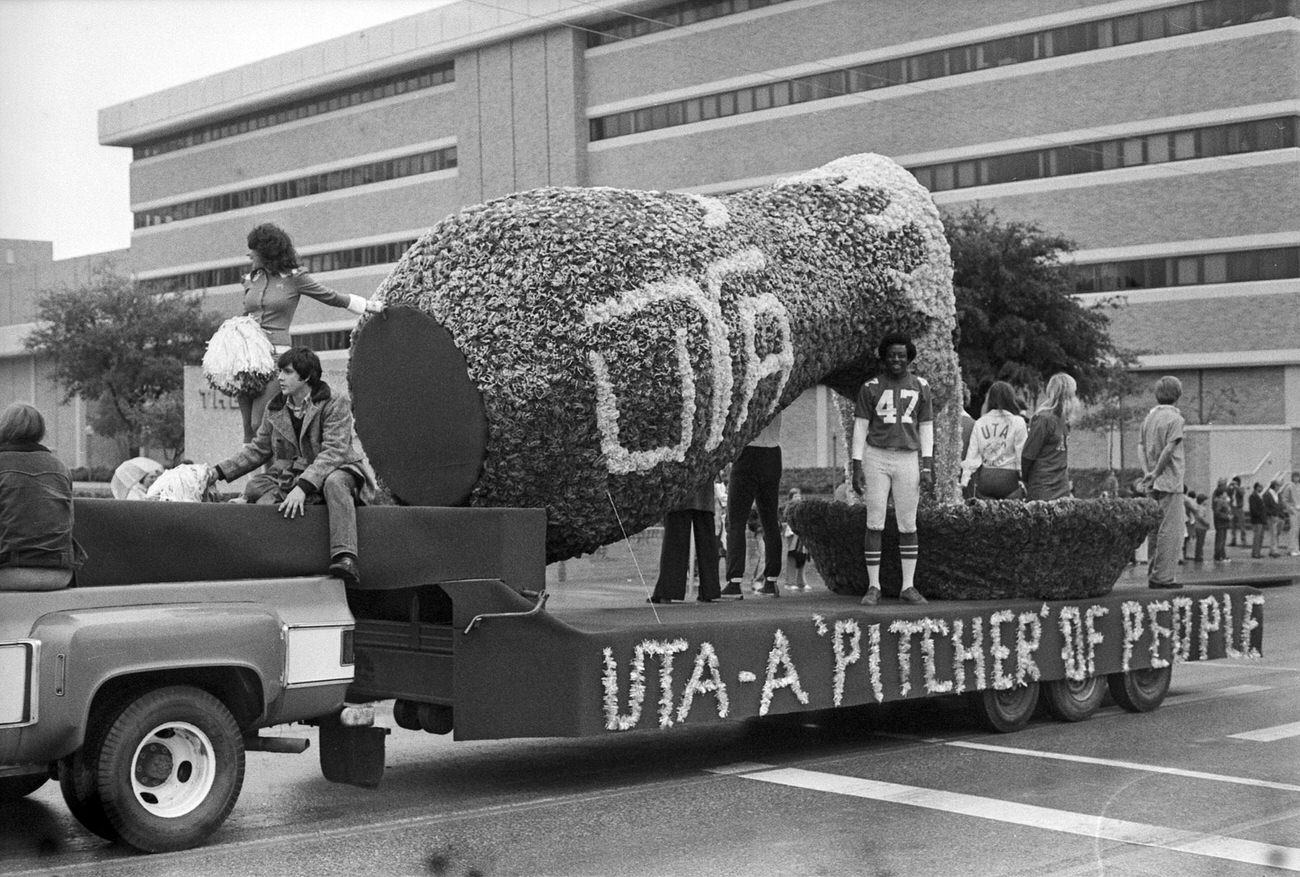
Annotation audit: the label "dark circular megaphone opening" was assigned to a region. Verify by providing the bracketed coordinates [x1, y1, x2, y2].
[349, 306, 487, 506]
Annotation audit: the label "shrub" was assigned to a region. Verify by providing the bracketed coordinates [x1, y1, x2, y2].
[788, 496, 1160, 600]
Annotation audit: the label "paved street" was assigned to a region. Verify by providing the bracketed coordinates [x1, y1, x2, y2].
[1, 552, 1297, 877]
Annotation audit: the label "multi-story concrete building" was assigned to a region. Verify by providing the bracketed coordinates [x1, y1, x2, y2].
[78, 0, 1300, 485]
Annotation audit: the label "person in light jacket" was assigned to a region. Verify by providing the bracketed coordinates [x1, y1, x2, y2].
[960, 381, 1027, 500]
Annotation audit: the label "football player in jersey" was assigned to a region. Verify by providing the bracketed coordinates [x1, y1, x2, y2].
[851, 332, 933, 605]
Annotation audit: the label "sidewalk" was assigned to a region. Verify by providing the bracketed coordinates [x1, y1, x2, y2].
[1118, 538, 1300, 588]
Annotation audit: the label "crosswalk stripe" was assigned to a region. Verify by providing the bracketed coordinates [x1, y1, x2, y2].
[1166, 683, 1271, 705]
[942, 740, 1300, 792]
[1229, 720, 1300, 742]
[742, 767, 1300, 872]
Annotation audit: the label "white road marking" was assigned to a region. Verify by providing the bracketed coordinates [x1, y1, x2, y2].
[742, 767, 1300, 871]
[943, 740, 1300, 792]
[705, 761, 775, 775]
[1185, 661, 1298, 673]
[1166, 683, 1272, 705]
[1229, 720, 1300, 742]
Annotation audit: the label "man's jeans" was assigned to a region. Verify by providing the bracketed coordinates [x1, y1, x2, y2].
[1147, 489, 1183, 585]
[249, 468, 360, 559]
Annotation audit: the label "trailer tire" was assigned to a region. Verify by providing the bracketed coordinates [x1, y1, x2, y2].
[0, 772, 48, 799]
[1044, 676, 1106, 722]
[1108, 666, 1171, 713]
[974, 683, 1039, 733]
[94, 686, 245, 853]
[392, 700, 422, 731]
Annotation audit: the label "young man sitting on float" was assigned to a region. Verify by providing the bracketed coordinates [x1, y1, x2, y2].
[207, 347, 375, 587]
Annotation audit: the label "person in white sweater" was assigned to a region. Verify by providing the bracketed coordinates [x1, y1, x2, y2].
[961, 381, 1028, 500]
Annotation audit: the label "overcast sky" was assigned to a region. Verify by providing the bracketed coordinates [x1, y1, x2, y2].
[0, 0, 450, 260]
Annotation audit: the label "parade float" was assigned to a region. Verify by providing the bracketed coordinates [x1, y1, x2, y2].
[0, 155, 1264, 854]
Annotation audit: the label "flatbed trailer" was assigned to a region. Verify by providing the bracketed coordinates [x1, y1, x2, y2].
[0, 501, 1266, 852]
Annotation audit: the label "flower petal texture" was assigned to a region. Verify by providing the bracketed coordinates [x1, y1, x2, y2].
[352, 153, 960, 561]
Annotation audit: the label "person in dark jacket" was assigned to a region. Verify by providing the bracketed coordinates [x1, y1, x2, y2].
[0, 403, 78, 590]
[1248, 482, 1267, 558]
[1263, 480, 1284, 557]
[1211, 480, 1232, 562]
[208, 347, 375, 586]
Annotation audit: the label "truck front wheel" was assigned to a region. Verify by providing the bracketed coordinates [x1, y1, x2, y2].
[94, 686, 245, 853]
[974, 682, 1039, 733]
[1108, 666, 1172, 713]
[1044, 676, 1107, 722]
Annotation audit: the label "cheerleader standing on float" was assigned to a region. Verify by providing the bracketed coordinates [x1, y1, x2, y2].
[207, 223, 384, 442]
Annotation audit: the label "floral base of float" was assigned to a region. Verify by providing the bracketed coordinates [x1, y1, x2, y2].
[435, 580, 1261, 740]
[788, 497, 1161, 600]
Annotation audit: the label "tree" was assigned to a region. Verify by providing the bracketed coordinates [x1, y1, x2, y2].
[945, 205, 1123, 405]
[25, 263, 222, 461]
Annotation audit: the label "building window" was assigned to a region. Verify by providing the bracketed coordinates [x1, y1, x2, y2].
[1072, 246, 1300, 293]
[585, 0, 796, 47]
[909, 116, 1297, 193]
[588, 0, 1296, 141]
[134, 146, 456, 228]
[135, 238, 418, 296]
[132, 61, 454, 159]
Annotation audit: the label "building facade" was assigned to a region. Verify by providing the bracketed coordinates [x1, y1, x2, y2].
[81, 0, 1300, 486]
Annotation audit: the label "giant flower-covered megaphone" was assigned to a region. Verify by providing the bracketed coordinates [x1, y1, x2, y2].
[349, 153, 960, 561]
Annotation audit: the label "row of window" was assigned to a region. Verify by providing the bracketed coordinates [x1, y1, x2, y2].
[135, 239, 418, 296]
[134, 148, 456, 229]
[912, 116, 1298, 192]
[134, 61, 455, 160]
[585, 0, 793, 47]
[589, 0, 1296, 141]
[1073, 247, 1300, 293]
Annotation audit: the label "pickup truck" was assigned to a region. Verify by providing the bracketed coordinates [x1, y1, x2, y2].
[0, 499, 1264, 852]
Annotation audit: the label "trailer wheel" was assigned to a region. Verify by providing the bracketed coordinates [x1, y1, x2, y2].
[974, 683, 1039, 733]
[392, 700, 421, 731]
[0, 772, 48, 799]
[1044, 676, 1107, 722]
[94, 686, 245, 852]
[1108, 666, 1172, 713]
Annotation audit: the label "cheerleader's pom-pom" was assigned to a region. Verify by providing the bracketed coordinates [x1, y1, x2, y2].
[203, 316, 277, 397]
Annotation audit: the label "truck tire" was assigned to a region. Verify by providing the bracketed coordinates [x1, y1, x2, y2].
[974, 683, 1039, 733]
[1108, 666, 1172, 713]
[0, 772, 48, 799]
[94, 686, 245, 853]
[58, 686, 138, 841]
[1044, 676, 1106, 722]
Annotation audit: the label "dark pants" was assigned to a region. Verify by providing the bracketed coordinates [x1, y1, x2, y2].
[1251, 522, 1265, 557]
[652, 509, 720, 601]
[1213, 526, 1228, 560]
[1192, 528, 1207, 561]
[726, 445, 782, 583]
[246, 468, 361, 560]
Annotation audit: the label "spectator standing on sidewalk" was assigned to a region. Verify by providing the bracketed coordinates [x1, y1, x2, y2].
[1249, 482, 1267, 558]
[1191, 492, 1211, 563]
[1264, 480, 1284, 557]
[1138, 376, 1186, 589]
[1230, 477, 1247, 547]
[1279, 471, 1300, 556]
[1211, 481, 1232, 562]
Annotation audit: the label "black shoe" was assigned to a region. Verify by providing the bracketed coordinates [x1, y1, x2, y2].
[720, 582, 744, 599]
[758, 579, 780, 598]
[696, 596, 717, 603]
[329, 554, 361, 587]
[647, 596, 671, 604]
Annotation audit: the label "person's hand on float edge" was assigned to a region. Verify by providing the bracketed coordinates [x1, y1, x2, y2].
[851, 459, 865, 495]
[279, 485, 307, 518]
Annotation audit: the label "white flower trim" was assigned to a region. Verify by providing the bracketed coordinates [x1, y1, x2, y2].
[950, 617, 986, 693]
[685, 193, 731, 227]
[1145, 601, 1172, 670]
[1243, 594, 1264, 658]
[589, 327, 695, 475]
[889, 619, 922, 697]
[1016, 609, 1047, 685]
[1171, 596, 1195, 665]
[733, 291, 794, 431]
[601, 638, 688, 731]
[1121, 600, 1144, 673]
[737, 670, 758, 683]
[919, 618, 953, 695]
[676, 642, 730, 723]
[758, 629, 809, 716]
[831, 619, 862, 707]
[867, 623, 884, 703]
[988, 610, 1015, 690]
